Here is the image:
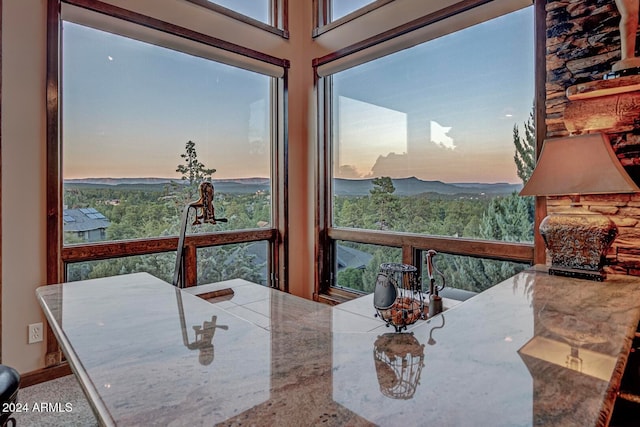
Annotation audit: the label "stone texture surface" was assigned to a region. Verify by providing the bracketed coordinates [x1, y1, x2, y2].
[545, 0, 640, 274]
[35, 272, 640, 426]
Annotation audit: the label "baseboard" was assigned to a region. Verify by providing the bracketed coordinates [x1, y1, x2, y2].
[19, 362, 72, 388]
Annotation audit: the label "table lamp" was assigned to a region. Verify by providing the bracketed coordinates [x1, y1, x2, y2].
[520, 132, 640, 281]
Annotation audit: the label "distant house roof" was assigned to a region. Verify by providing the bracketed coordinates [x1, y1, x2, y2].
[336, 245, 373, 270]
[63, 208, 111, 232]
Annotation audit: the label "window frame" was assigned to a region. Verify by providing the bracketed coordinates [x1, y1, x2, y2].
[313, 0, 394, 37]
[184, 0, 289, 39]
[314, 0, 545, 301]
[47, 0, 289, 296]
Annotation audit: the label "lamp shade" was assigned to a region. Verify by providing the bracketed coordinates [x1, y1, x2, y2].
[519, 133, 640, 196]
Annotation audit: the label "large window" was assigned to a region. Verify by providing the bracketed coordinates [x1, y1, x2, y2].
[330, 7, 534, 242]
[57, 7, 285, 288]
[320, 4, 535, 297]
[63, 22, 273, 242]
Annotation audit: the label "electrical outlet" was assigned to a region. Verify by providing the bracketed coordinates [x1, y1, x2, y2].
[28, 323, 43, 344]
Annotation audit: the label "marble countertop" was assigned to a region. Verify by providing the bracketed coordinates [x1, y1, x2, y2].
[36, 269, 640, 426]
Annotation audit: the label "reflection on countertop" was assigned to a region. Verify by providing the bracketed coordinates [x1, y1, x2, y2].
[36, 268, 640, 426]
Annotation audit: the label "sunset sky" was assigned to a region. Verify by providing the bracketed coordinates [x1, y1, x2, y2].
[332, 6, 534, 183]
[62, 3, 533, 184]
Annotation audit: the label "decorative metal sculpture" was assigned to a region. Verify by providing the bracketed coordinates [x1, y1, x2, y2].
[373, 263, 426, 332]
[190, 181, 217, 225]
[373, 251, 446, 331]
[173, 181, 227, 288]
[425, 250, 446, 317]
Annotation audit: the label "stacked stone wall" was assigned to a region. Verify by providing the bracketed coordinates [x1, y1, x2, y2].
[544, 0, 640, 274]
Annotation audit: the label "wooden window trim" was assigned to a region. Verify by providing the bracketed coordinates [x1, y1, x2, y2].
[61, 229, 277, 264]
[328, 228, 534, 264]
[46, 0, 63, 367]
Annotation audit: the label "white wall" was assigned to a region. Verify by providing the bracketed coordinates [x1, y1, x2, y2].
[2, 0, 49, 372]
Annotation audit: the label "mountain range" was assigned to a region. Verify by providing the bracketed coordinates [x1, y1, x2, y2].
[64, 177, 522, 196]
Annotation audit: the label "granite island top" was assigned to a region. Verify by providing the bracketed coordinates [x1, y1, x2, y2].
[36, 268, 640, 427]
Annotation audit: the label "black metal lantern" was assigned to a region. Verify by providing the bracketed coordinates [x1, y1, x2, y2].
[373, 263, 426, 332]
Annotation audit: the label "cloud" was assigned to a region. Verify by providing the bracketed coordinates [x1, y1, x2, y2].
[430, 120, 455, 150]
[336, 165, 362, 179]
[369, 152, 410, 178]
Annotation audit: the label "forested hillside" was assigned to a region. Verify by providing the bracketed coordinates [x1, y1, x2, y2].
[64, 115, 536, 294]
[63, 180, 533, 293]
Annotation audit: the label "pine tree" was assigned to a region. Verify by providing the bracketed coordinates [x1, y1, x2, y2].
[513, 108, 536, 184]
[369, 177, 397, 230]
[168, 140, 218, 212]
[176, 140, 216, 185]
[479, 194, 533, 243]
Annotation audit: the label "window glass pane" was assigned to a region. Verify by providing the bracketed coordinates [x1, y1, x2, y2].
[331, 0, 376, 21]
[330, 7, 534, 243]
[335, 241, 401, 293]
[62, 22, 273, 245]
[205, 0, 270, 24]
[197, 242, 269, 286]
[66, 252, 176, 283]
[421, 251, 530, 296]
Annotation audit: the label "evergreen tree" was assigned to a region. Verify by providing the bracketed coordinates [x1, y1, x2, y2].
[369, 177, 397, 229]
[479, 193, 533, 243]
[513, 107, 536, 184]
[337, 267, 364, 291]
[198, 244, 266, 285]
[361, 248, 401, 293]
[171, 140, 217, 204]
[176, 140, 216, 185]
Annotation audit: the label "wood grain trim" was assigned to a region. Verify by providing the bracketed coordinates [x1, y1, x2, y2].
[278, 70, 289, 291]
[46, 0, 63, 367]
[315, 76, 331, 295]
[184, 244, 198, 287]
[61, 229, 277, 263]
[534, 0, 547, 265]
[19, 362, 73, 388]
[46, 0, 62, 285]
[63, 0, 290, 68]
[280, 0, 288, 35]
[328, 228, 534, 263]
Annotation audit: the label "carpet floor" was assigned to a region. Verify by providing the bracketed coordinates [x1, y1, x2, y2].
[12, 375, 98, 426]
